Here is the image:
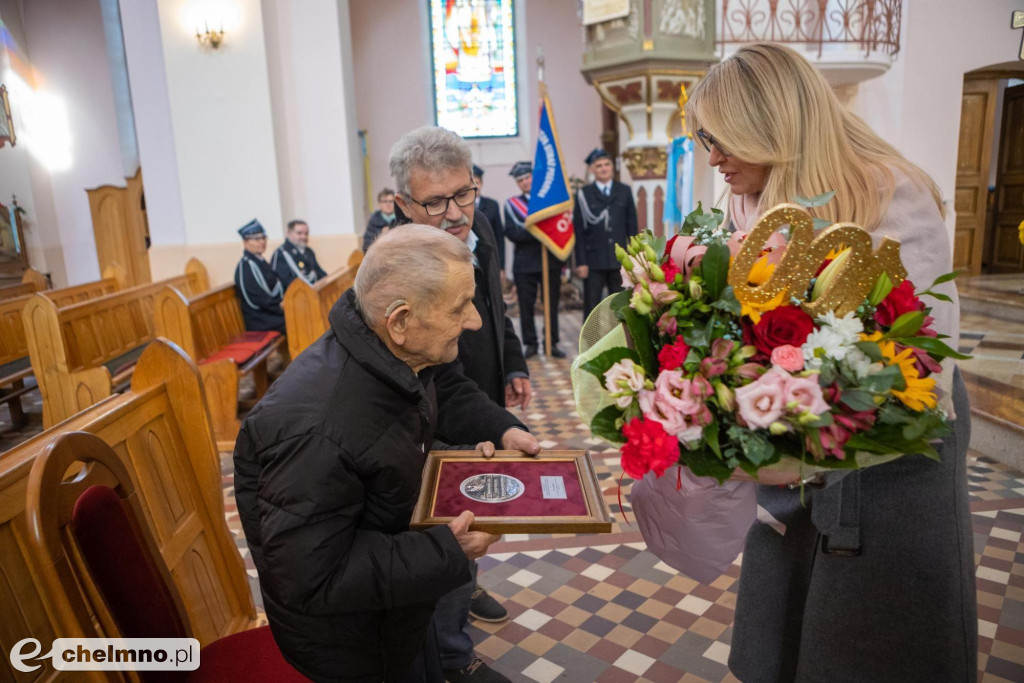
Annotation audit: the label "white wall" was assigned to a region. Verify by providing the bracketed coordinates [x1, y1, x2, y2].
[262, 0, 362, 239]
[18, 0, 127, 285]
[349, 0, 602, 218]
[851, 0, 1024, 231]
[155, 0, 282, 247]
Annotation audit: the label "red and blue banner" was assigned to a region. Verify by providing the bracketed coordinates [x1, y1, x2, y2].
[526, 95, 575, 261]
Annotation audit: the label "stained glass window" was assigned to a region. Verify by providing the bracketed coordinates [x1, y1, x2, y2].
[428, 0, 518, 139]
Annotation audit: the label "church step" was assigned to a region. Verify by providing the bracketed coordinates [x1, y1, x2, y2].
[963, 369, 1024, 471]
[959, 275, 1024, 325]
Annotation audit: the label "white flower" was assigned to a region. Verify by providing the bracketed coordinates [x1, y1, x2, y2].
[803, 327, 851, 364]
[604, 359, 646, 408]
[817, 310, 864, 345]
[842, 347, 874, 379]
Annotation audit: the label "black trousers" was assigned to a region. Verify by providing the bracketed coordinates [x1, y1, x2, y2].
[583, 268, 624, 320]
[515, 269, 561, 347]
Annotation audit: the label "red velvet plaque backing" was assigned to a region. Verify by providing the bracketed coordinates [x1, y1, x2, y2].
[432, 460, 588, 517]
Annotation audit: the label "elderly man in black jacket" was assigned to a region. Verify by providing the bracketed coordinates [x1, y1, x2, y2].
[234, 225, 539, 683]
[390, 126, 530, 683]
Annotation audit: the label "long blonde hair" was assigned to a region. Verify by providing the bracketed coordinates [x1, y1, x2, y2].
[685, 42, 942, 230]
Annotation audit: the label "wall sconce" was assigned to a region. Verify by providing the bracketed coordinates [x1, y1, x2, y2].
[196, 22, 225, 49]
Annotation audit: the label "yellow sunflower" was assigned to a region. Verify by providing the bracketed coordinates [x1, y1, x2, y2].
[878, 340, 937, 411]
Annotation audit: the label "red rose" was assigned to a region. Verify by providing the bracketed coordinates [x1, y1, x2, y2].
[744, 306, 815, 359]
[662, 256, 682, 284]
[875, 280, 924, 328]
[658, 335, 690, 370]
[621, 417, 680, 479]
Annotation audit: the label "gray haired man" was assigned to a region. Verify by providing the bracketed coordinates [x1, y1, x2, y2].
[390, 126, 532, 683]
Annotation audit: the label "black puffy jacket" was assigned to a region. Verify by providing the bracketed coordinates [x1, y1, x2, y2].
[234, 289, 525, 682]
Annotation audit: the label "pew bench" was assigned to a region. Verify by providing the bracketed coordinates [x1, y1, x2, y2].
[155, 282, 287, 446]
[282, 249, 363, 359]
[22, 260, 210, 428]
[0, 340, 260, 679]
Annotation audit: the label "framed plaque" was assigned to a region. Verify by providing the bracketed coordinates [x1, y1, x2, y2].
[411, 450, 613, 534]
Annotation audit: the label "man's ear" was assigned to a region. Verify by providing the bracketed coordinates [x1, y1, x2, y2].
[384, 304, 412, 346]
[394, 194, 411, 216]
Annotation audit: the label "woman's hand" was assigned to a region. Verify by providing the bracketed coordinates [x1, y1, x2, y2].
[730, 467, 803, 487]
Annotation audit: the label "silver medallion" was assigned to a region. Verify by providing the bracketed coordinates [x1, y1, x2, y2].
[460, 473, 525, 503]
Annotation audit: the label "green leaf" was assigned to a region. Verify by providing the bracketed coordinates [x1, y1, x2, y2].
[698, 243, 731, 300]
[928, 270, 961, 288]
[704, 420, 722, 459]
[899, 336, 972, 360]
[590, 405, 626, 444]
[840, 389, 878, 412]
[854, 340, 883, 362]
[792, 190, 836, 208]
[922, 291, 953, 303]
[579, 347, 641, 385]
[859, 364, 903, 394]
[812, 217, 832, 231]
[679, 447, 733, 484]
[868, 272, 894, 306]
[711, 286, 742, 315]
[844, 433, 902, 455]
[682, 324, 709, 348]
[886, 311, 925, 338]
[621, 305, 658, 376]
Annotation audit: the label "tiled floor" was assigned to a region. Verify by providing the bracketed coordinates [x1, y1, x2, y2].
[5, 301, 1024, 681]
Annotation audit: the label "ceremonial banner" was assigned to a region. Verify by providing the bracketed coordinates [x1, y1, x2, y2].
[663, 135, 695, 234]
[526, 95, 575, 261]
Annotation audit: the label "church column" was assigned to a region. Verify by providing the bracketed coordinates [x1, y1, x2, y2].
[580, 0, 716, 236]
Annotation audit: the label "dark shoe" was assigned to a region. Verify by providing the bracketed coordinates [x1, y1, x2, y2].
[523, 344, 538, 358]
[469, 587, 508, 622]
[444, 658, 510, 683]
[549, 345, 567, 359]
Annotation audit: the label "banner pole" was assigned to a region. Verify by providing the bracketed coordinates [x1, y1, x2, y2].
[541, 248, 552, 357]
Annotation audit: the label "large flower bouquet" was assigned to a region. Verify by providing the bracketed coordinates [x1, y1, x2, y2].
[572, 197, 968, 483]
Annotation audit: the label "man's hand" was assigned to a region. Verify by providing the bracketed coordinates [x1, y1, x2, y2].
[448, 511, 500, 560]
[504, 377, 533, 410]
[501, 428, 540, 456]
[575, 265, 589, 279]
[475, 441, 496, 459]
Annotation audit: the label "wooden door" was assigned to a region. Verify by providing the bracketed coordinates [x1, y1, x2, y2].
[990, 83, 1024, 273]
[87, 168, 151, 287]
[954, 77, 998, 275]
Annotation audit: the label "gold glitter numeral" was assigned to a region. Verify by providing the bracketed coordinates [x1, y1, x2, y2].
[728, 203, 907, 318]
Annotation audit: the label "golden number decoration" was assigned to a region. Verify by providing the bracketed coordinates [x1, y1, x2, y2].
[728, 203, 907, 317]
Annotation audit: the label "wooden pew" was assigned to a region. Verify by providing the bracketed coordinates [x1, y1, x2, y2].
[0, 280, 41, 301]
[0, 262, 189, 430]
[154, 282, 287, 446]
[0, 340, 258, 680]
[281, 250, 363, 359]
[22, 260, 210, 428]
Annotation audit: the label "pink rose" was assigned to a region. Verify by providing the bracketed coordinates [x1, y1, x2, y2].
[770, 344, 805, 372]
[735, 370, 788, 429]
[784, 375, 830, 416]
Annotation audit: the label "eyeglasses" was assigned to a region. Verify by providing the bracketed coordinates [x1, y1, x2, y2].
[695, 129, 731, 157]
[403, 186, 478, 217]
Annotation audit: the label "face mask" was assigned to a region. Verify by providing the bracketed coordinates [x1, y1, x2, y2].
[382, 211, 395, 222]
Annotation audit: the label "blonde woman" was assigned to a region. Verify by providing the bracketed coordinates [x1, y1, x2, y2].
[685, 43, 976, 682]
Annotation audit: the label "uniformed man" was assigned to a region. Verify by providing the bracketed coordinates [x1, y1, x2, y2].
[573, 148, 638, 319]
[271, 219, 328, 290]
[362, 188, 397, 252]
[472, 164, 505, 270]
[234, 219, 286, 332]
[504, 161, 566, 359]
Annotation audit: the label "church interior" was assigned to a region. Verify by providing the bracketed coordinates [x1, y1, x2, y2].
[1, 0, 1024, 681]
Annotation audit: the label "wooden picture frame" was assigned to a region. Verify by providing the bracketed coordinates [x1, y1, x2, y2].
[0, 85, 15, 148]
[411, 450, 613, 534]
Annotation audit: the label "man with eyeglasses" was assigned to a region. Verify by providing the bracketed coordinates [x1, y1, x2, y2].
[234, 218, 286, 332]
[389, 126, 531, 683]
[504, 161, 567, 358]
[573, 148, 638, 320]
